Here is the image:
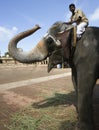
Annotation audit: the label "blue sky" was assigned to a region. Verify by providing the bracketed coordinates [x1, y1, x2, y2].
[0, 0, 99, 56]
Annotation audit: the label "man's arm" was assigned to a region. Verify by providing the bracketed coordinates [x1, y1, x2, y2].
[66, 16, 81, 24]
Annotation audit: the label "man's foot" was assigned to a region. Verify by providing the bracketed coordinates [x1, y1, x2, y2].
[77, 37, 81, 41]
[77, 34, 81, 41]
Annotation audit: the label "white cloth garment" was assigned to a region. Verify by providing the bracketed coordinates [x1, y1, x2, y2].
[77, 22, 88, 38]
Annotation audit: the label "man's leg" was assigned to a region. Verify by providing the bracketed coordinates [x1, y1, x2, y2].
[77, 22, 88, 38]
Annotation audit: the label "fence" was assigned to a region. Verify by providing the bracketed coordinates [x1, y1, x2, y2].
[0, 57, 48, 65]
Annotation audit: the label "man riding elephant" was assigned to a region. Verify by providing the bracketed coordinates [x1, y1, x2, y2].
[66, 3, 89, 40]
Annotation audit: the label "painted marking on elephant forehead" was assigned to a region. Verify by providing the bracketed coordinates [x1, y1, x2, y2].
[43, 33, 49, 37]
[0, 72, 71, 92]
[43, 33, 61, 46]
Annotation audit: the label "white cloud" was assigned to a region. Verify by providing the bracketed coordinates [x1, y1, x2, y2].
[0, 26, 18, 42]
[89, 7, 99, 21]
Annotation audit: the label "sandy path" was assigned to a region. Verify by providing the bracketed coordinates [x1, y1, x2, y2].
[0, 72, 71, 91]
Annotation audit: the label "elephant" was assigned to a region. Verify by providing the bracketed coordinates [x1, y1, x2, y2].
[8, 22, 99, 130]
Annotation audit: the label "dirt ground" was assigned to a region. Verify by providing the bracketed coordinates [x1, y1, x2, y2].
[0, 64, 99, 130]
[0, 64, 72, 130]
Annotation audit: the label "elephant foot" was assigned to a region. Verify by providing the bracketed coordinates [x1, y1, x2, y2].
[75, 122, 94, 130]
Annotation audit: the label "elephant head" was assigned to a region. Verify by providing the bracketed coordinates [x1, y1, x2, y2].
[8, 22, 74, 70]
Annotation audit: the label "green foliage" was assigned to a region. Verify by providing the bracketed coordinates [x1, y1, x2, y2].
[4, 52, 9, 56]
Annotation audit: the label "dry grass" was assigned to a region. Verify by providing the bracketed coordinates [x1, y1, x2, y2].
[7, 92, 77, 130]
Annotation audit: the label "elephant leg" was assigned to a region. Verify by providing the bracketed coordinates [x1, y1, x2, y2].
[71, 67, 78, 113]
[75, 70, 96, 130]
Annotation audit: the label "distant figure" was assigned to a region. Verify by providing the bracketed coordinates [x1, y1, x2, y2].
[67, 3, 89, 39]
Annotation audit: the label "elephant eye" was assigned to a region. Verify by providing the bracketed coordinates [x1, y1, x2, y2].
[46, 37, 56, 52]
[46, 37, 54, 44]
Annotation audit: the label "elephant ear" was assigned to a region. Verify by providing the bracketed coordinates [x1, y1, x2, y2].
[57, 29, 71, 47]
[57, 25, 73, 47]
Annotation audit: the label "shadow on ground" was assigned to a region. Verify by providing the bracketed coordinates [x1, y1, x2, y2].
[32, 91, 76, 108]
[32, 91, 77, 130]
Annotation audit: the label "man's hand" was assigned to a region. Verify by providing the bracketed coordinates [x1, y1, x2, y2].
[65, 22, 72, 25]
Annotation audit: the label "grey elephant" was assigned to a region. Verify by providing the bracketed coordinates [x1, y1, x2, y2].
[8, 22, 99, 130]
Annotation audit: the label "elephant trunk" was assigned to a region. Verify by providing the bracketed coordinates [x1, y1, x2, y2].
[8, 25, 48, 63]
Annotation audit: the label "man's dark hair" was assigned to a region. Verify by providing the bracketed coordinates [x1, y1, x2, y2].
[69, 3, 75, 8]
